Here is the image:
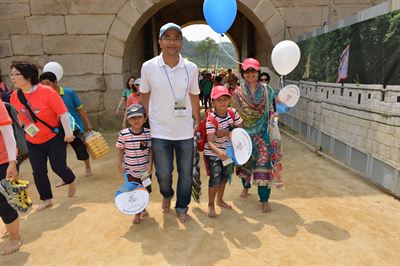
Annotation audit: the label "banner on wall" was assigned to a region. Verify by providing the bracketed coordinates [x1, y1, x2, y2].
[336, 45, 350, 83]
[288, 9, 400, 85]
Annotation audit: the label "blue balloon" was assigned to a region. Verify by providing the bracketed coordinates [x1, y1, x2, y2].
[203, 0, 237, 34]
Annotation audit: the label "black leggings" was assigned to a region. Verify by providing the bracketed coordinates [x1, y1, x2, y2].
[0, 163, 18, 224]
[27, 134, 76, 201]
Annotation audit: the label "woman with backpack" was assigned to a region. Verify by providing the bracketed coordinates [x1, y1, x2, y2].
[231, 58, 277, 213]
[9, 61, 77, 211]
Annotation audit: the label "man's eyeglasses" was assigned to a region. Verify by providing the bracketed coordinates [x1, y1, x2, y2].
[162, 36, 182, 42]
[9, 72, 22, 77]
[260, 78, 269, 82]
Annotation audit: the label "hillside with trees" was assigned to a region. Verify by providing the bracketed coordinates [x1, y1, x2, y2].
[181, 37, 238, 70]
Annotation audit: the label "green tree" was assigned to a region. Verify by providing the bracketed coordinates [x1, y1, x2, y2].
[196, 37, 218, 70]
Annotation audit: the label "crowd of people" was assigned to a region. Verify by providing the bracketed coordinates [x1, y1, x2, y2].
[0, 22, 280, 255]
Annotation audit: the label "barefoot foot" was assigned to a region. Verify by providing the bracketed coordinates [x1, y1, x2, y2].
[68, 182, 76, 197]
[55, 181, 66, 188]
[216, 200, 232, 209]
[133, 214, 142, 224]
[240, 189, 249, 198]
[141, 209, 149, 218]
[162, 198, 171, 212]
[85, 168, 93, 177]
[261, 202, 272, 213]
[1, 238, 22, 255]
[1, 228, 9, 238]
[36, 200, 52, 211]
[177, 213, 191, 223]
[207, 206, 217, 217]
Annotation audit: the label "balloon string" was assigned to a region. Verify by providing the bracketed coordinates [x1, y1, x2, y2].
[218, 35, 242, 65]
[215, 41, 221, 72]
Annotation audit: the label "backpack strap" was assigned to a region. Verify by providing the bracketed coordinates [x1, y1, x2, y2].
[4, 102, 19, 126]
[17, 89, 56, 131]
[206, 114, 219, 131]
[227, 108, 235, 120]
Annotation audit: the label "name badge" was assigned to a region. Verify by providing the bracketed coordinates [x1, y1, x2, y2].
[174, 98, 187, 117]
[222, 158, 234, 167]
[140, 171, 152, 187]
[25, 123, 40, 137]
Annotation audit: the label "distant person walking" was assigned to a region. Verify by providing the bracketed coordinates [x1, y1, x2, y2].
[39, 72, 94, 178]
[116, 76, 136, 128]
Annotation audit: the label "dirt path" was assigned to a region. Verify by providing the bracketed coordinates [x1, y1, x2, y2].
[1, 132, 399, 265]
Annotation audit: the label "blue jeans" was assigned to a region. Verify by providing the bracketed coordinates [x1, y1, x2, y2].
[152, 138, 193, 214]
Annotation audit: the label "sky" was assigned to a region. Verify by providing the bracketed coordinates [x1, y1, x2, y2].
[182, 24, 231, 43]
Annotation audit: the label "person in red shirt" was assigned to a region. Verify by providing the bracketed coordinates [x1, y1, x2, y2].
[126, 78, 141, 108]
[123, 78, 141, 127]
[0, 98, 22, 255]
[9, 61, 77, 211]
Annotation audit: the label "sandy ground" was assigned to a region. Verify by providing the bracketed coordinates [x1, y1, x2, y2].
[1, 131, 399, 266]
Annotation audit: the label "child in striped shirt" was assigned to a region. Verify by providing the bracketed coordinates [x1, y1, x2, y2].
[116, 104, 152, 224]
[204, 85, 243, 217]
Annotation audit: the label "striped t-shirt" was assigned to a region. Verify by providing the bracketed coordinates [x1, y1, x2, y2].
[204, 108, 242, 157]
[116, 127, 151, 178]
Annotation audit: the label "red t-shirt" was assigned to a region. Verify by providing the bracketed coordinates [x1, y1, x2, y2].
[0, 98, 12, 164]
[10, 84, 68, 144]
[126, 93, 140, 108]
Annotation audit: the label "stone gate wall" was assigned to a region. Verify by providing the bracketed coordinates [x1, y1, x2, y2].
[0, 0, 384, 129]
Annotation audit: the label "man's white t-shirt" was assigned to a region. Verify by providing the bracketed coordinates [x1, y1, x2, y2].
[140, 54, 200, 140]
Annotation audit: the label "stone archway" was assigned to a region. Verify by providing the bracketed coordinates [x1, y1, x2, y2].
[101, 0, 285, 127]
[103, 0, 284, 74]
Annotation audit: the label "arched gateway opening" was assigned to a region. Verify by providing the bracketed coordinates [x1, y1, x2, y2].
[102, 0, 285, 127]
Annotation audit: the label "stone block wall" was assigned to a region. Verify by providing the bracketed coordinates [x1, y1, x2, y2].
[286, 80, 400, 170]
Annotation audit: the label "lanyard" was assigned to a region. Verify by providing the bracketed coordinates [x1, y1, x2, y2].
[26, 84, 38, 105]
[162, 63, 189, 100]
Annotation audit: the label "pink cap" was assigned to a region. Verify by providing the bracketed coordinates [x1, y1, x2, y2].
[211, 85, 231, 99]
[242, 58, 260, 71]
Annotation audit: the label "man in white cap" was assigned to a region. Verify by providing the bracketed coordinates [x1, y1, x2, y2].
[139, 22, 200, 223]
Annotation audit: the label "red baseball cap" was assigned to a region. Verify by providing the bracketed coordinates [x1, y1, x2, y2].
[242, 58, 260, 71]
[211, 85, 231, 99]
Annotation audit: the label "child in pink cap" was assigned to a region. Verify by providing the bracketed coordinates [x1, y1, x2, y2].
[203, 85, 243, 217]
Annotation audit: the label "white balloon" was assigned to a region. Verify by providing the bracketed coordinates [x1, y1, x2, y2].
[271, 40, 301, 76]
[43, 61, 63, 81]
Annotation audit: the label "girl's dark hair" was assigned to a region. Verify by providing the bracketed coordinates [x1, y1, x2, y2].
[39, 72, 57, 83]
[10, 61, 39, 85]
[240, 68, 261, 79]
[259, 72, 270, 81]
[126, 76, 136, 89]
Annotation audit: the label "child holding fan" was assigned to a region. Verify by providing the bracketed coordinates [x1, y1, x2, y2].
[116, 104, 152, 224]
[203, 85, 242, 217]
